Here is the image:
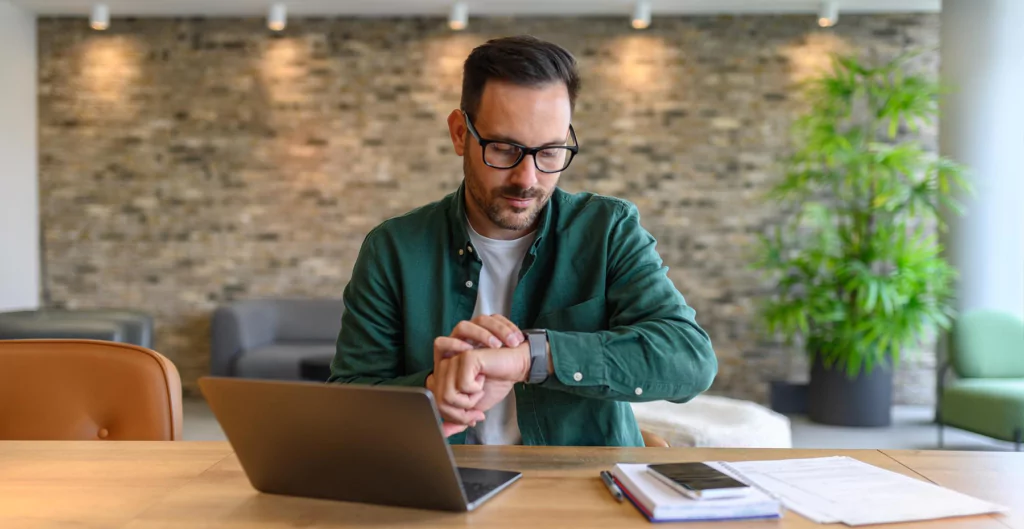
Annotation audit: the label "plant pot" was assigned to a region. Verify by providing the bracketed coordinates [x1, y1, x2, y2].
[769, 380, 808, 414]
[808, 355, 893, 427]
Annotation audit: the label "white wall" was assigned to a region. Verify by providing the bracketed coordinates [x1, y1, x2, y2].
[0, 0, 39, 311]
[940, 0, 1024, 318]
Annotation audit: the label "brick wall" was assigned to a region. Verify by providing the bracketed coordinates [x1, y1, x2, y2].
[37, 14, 940, 402]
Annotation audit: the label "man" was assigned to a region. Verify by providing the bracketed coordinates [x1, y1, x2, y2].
[329, 35, 716, 446]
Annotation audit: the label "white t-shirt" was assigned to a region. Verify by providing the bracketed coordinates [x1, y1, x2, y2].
[464, 220, 536, 445]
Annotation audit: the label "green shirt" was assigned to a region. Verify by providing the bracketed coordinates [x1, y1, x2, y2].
[329, 183, 717, 446]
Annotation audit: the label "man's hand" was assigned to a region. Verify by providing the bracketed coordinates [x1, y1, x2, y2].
[450, 342, 532, 415]
[428, 337, 487, 436]
[426, 315, 526, 437]
[448, 315, 524, 351]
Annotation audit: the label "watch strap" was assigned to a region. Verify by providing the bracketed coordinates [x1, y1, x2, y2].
[525, 329, 549, 384]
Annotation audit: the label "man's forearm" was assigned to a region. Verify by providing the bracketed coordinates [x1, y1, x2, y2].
[541, 312, 717, 403]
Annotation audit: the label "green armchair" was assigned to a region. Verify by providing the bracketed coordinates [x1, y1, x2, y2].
[938, 310, 1024, 451]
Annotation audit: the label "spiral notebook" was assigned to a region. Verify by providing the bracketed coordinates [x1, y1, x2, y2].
[609, 463, 781, 523]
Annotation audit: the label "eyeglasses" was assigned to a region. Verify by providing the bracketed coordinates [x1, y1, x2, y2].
[462, 110, 579, 174]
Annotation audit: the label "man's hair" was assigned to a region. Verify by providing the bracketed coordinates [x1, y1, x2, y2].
[460, 35, 580, 118]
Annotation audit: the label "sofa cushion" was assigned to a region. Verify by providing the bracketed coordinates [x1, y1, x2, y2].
[273, 300, 344, 342]
[0, 317, 124, 342]
[630, 395, 792, 448]
[234, 343, 336, 380]
[941, 379, 1024, 442]
[0, 309, 152, 346]
[952, 311, 1024, 379]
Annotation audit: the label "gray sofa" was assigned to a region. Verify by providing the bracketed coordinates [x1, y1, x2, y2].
[0, 309, 154, 348]
[210, 299, 344, 380]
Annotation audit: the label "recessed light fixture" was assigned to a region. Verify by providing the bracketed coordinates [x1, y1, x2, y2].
[449, 2, 468, 31]
[818, 0, 839, 27]
[268, 3, 287, 32]
[90, 3, 109, 31]
[632, 1, 651, 30]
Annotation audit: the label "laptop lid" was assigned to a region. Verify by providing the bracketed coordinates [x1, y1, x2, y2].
[198, 377, 470, 511]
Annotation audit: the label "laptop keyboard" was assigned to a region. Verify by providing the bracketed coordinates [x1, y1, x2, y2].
[458, 468, 501, 504]
[462, 480, 498, 504]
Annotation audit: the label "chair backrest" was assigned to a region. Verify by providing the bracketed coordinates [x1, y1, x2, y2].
[951, 310, 1024, 379]
[0, 339, 183, 440]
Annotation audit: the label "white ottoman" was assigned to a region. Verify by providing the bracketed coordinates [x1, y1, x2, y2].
[630, 395, 792, 448]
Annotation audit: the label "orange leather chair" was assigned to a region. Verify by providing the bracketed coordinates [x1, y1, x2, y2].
[0, 339, 182, 440]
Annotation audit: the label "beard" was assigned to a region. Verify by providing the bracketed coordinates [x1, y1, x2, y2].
[464, 157, 551, 232]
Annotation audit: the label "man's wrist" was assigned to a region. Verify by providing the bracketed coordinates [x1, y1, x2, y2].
[517, 342, 532, 383]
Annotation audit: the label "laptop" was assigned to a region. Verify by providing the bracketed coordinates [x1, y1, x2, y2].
[198, 376, 522, 512]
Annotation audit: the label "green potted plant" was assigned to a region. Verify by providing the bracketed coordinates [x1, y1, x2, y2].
[754, 51, 971, 427]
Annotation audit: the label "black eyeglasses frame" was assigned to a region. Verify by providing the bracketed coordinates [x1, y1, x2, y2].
[461, 110, 579, 174]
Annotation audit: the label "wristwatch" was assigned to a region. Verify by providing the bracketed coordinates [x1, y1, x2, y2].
[522, 329, 549, 384]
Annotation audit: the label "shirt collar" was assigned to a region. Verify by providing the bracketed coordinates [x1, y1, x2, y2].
[448, 180, 553, 258]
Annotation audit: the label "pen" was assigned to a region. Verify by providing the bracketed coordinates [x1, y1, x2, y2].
[600, 470, 625, 502]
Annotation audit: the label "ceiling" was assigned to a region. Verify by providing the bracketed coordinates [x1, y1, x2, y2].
[12, 0, 941, 17]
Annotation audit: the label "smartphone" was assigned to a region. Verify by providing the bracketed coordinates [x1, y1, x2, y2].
[647, 462, 751, 500]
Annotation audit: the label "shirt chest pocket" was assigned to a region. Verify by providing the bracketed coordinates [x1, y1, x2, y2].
[532, 295, 607, 333]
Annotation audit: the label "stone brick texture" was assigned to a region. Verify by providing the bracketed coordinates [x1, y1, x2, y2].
[37, 14, 940, 403]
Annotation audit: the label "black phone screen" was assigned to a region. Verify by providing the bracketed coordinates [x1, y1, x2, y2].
[648, 462, 748, 491]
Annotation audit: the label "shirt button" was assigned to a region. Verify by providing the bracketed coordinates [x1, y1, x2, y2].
[573, 372, 583, 382]
[468, 246, 474, 253]
[635, 387, 643, 396]
[465, 280, 473, 288]
[458, 249, 464, 256]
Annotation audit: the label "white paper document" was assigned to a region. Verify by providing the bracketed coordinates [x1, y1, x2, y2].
[718, 456, 1008, 526]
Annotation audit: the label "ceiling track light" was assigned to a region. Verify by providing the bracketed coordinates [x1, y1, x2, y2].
[632, 0, 651, 30]
[449, 2, 468, 31]
[818, 0, 839, 28]
[90, 3, 109, 31]
[267, 3, 287, 32]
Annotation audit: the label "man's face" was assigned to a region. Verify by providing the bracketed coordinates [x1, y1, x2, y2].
[448, 80, 573, 238]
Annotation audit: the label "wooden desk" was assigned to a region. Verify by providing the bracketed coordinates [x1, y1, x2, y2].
[881, 450, 1024, 529]
[0, 442, 1019, 529]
